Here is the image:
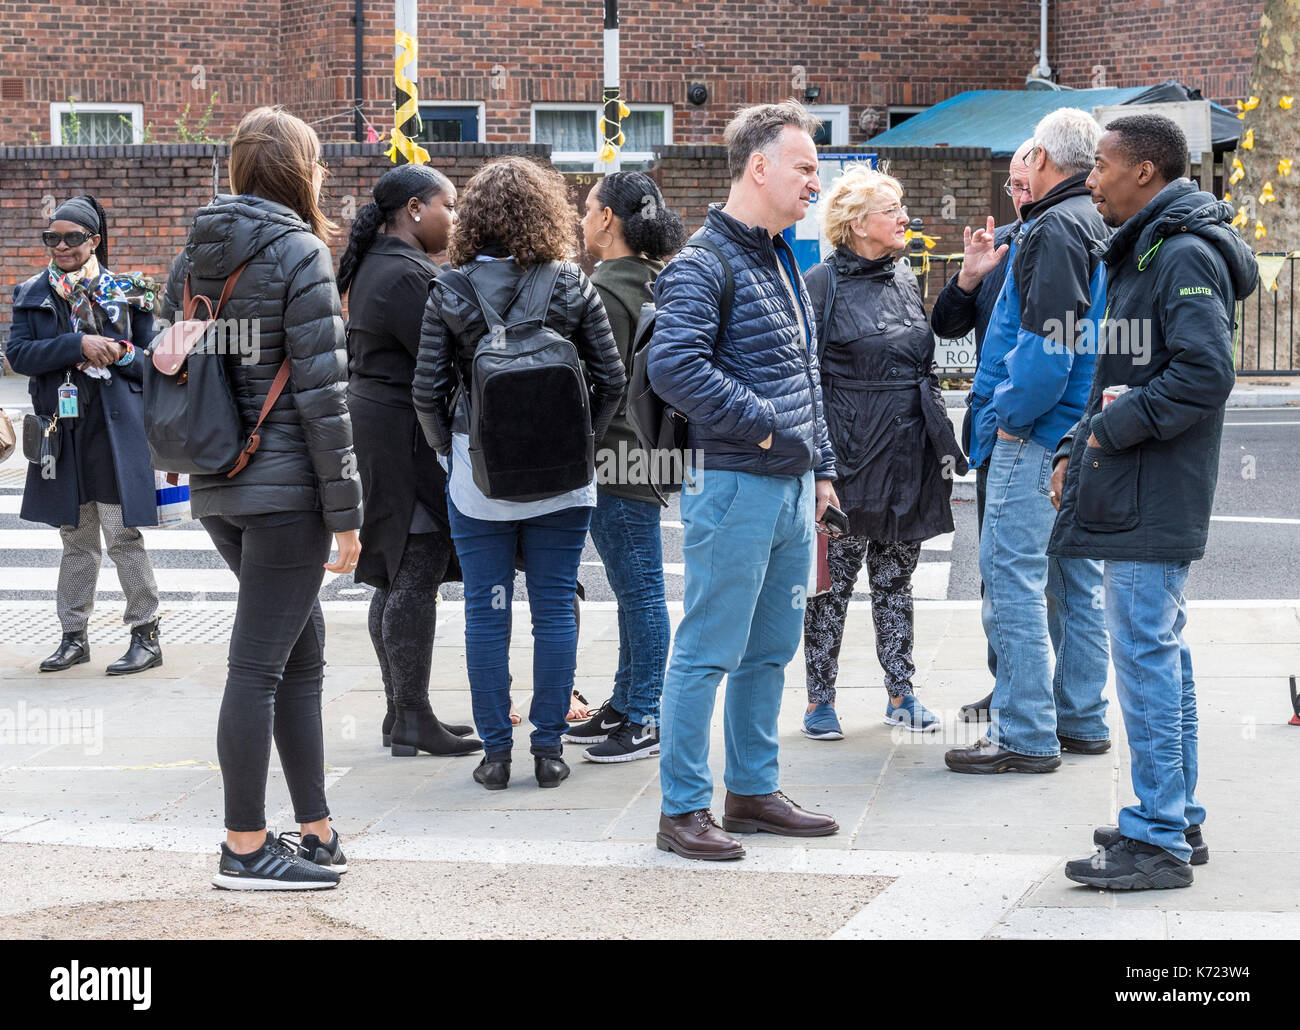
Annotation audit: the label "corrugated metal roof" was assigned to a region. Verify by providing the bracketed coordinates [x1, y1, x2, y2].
[868, 88, 1151, 157]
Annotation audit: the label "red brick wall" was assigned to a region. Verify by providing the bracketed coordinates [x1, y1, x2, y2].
[0, 1, 280, 144]
[1051, 0, 1264, 103]
[0, 2, 1265, 149]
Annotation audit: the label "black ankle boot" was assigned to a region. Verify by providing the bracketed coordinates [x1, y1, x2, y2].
[535, 755, 570, 788]
[473, 756, 511, 790]
[390, 704, 483, 757]
[106, 619, 162, 676]
[40, 631, 89, 672]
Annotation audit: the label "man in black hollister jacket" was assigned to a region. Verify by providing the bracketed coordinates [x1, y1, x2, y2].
[1049, 115, 1259, 892]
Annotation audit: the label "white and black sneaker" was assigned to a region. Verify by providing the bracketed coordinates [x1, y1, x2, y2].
[583, 719, 660, 763]
[281, 829, 348, 874]
[212, 831, 340, 891]
[562, 701, 626, 744]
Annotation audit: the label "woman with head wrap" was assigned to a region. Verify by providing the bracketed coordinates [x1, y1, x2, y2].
[5, 193, 163, 675]
[339, 164, 482, 758]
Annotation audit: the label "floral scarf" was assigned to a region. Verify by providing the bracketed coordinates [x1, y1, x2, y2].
[47, 255, 157, 337]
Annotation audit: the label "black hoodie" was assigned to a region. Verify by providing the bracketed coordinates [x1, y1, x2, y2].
[161, 194, 363, 532]
[1048, 179, 1259, 562]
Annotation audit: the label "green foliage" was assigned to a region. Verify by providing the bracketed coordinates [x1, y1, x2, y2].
[175, 92, 220, 144]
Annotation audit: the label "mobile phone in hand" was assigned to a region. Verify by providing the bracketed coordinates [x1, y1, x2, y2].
[820, 503, 849, 537]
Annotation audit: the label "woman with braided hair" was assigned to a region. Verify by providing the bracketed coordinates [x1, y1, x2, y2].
[341, 164, 483, 758]
[6, 193, 163, 676]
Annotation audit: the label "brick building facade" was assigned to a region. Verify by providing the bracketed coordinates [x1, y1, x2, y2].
[0, 1, 1266, 151]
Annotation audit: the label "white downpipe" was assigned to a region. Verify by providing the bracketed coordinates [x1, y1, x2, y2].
[1038, 0, 1052, 79]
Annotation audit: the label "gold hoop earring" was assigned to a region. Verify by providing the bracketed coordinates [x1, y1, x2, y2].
[595, 228, 614, 250]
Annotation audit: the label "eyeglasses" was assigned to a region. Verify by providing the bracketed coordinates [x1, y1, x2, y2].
[869, 204, 909, 220]
[1002, 179, 1031, 197]
[42, 230, 95, 249]
[315, 156, 329, 173]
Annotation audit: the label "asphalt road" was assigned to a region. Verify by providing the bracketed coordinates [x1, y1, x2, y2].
[1, 409, 1296, 604]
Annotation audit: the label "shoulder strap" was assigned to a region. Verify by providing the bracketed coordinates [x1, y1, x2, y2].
[182, 261, 249, 321]
[224, 357, 291, 479]
[681, 231, 734, 343]
[520, 261, 564, 326]
[818, 264, 837, 363]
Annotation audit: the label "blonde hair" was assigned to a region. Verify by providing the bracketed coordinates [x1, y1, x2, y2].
[819, 166, 903, 249]
[229, 106, 338, 243]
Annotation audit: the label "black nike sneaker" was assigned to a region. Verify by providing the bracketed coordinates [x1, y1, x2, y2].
[583, 720, 660, 763]
[562, 701, 626, 744]
[212, 831, 339, 891]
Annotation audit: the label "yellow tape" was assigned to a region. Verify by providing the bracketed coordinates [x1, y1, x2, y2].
[386, 29, 430, 165]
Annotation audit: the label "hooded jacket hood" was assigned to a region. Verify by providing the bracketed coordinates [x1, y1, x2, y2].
[184, 194, 310, 279]
[1105, 179, 1259, 300]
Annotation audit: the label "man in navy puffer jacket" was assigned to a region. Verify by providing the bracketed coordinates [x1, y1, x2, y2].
[648, 102, 840, 861]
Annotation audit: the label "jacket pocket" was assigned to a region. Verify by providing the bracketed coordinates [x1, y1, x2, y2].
[825, 387, 867, 471]
[1075, 445, 1141, 532]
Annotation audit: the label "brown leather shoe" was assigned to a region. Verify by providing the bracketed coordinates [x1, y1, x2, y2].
[722, 790, 839, 837]
[656, 809, 745, 861]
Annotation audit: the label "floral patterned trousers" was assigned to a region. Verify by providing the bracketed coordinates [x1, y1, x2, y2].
[804, 535, 922, 703]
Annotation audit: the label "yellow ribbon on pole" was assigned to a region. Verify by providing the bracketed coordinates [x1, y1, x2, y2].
[386, 28, 430, 165]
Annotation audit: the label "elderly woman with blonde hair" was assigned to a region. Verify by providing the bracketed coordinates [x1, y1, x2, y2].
[799, 165, 967, 741]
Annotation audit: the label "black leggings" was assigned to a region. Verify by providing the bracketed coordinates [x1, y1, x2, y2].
[202, 510, 331, 833]
[369, 532, 452, 710]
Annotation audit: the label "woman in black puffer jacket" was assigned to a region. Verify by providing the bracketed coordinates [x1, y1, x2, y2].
[161, 106, 362, 891]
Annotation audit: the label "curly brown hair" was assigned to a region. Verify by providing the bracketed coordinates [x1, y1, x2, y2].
[448, 156, 577, 267]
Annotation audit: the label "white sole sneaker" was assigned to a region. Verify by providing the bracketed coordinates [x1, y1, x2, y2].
[801, 726, 845, 740]
[581, 744, 660, 763]
[211, 873, 338, 891]
[883, 714, 941, 733]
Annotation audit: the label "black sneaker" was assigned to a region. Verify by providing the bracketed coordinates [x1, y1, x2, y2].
[1064, 835, 1193, 890]
[583, 720, 660, 763]
[1094, 823, 1208, 866]
[281, 829, 349, 874]
[562, 701, 626, 744]
[212, 831, 339, 891]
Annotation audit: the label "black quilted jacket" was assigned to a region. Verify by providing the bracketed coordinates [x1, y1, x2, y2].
[162, 194, 363, 533]
[413, 255, 625, 456]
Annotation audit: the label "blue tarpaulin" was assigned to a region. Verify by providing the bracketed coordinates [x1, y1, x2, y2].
[868, 83, 1240, 157]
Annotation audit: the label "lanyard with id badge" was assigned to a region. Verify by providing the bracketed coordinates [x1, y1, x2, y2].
[58, 371, 79, 418]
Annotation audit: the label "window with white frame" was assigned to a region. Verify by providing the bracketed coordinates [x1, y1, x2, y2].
[51, 103, 143, 145]
[532, 104, 672, 172]
[807, 105, 850, 147]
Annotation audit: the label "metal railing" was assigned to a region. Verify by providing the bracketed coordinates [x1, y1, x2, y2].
[918, 253, 1299, 376]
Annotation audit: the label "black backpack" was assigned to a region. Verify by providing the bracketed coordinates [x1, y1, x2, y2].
[439, 261, 593, 502]
[625, 232, 733, 503]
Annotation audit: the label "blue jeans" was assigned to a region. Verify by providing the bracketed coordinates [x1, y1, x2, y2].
[659, 469, 814, 816]
[1105, 560, 1204, 862]
[588, 492, 670, 727]
[447, 498, 591, 759]
[980, 436, 1109, 756]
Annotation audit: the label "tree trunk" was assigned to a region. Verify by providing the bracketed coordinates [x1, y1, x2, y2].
[1237, 0, 1300, 251]
[1235, 0, 1300, 371]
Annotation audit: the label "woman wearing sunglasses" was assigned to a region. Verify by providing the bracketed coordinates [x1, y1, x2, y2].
[6, 194, 164, 676]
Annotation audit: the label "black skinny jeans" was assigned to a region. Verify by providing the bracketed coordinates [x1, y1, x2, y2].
[202, 510, 331, 832]
[369, 532, 452, 710]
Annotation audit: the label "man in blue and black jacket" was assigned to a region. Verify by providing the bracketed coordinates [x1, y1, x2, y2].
[648, 101, 839, 861]
[945, 108, 1113, 776]
[1053, 115, 1258, 890]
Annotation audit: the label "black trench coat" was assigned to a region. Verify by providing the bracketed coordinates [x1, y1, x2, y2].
[6, 273, 157, 528]
[804, 246, 966, 542]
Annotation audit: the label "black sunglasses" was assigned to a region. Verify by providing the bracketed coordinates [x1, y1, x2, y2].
[43, 230, 95, 249]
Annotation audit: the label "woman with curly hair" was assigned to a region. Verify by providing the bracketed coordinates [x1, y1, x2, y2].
[414, 156, 625, 790]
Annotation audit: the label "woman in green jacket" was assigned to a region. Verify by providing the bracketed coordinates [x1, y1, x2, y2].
[565, 172, 686, 763]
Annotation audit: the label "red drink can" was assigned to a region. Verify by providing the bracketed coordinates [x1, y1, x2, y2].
[1102, 384, 1130, 408]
